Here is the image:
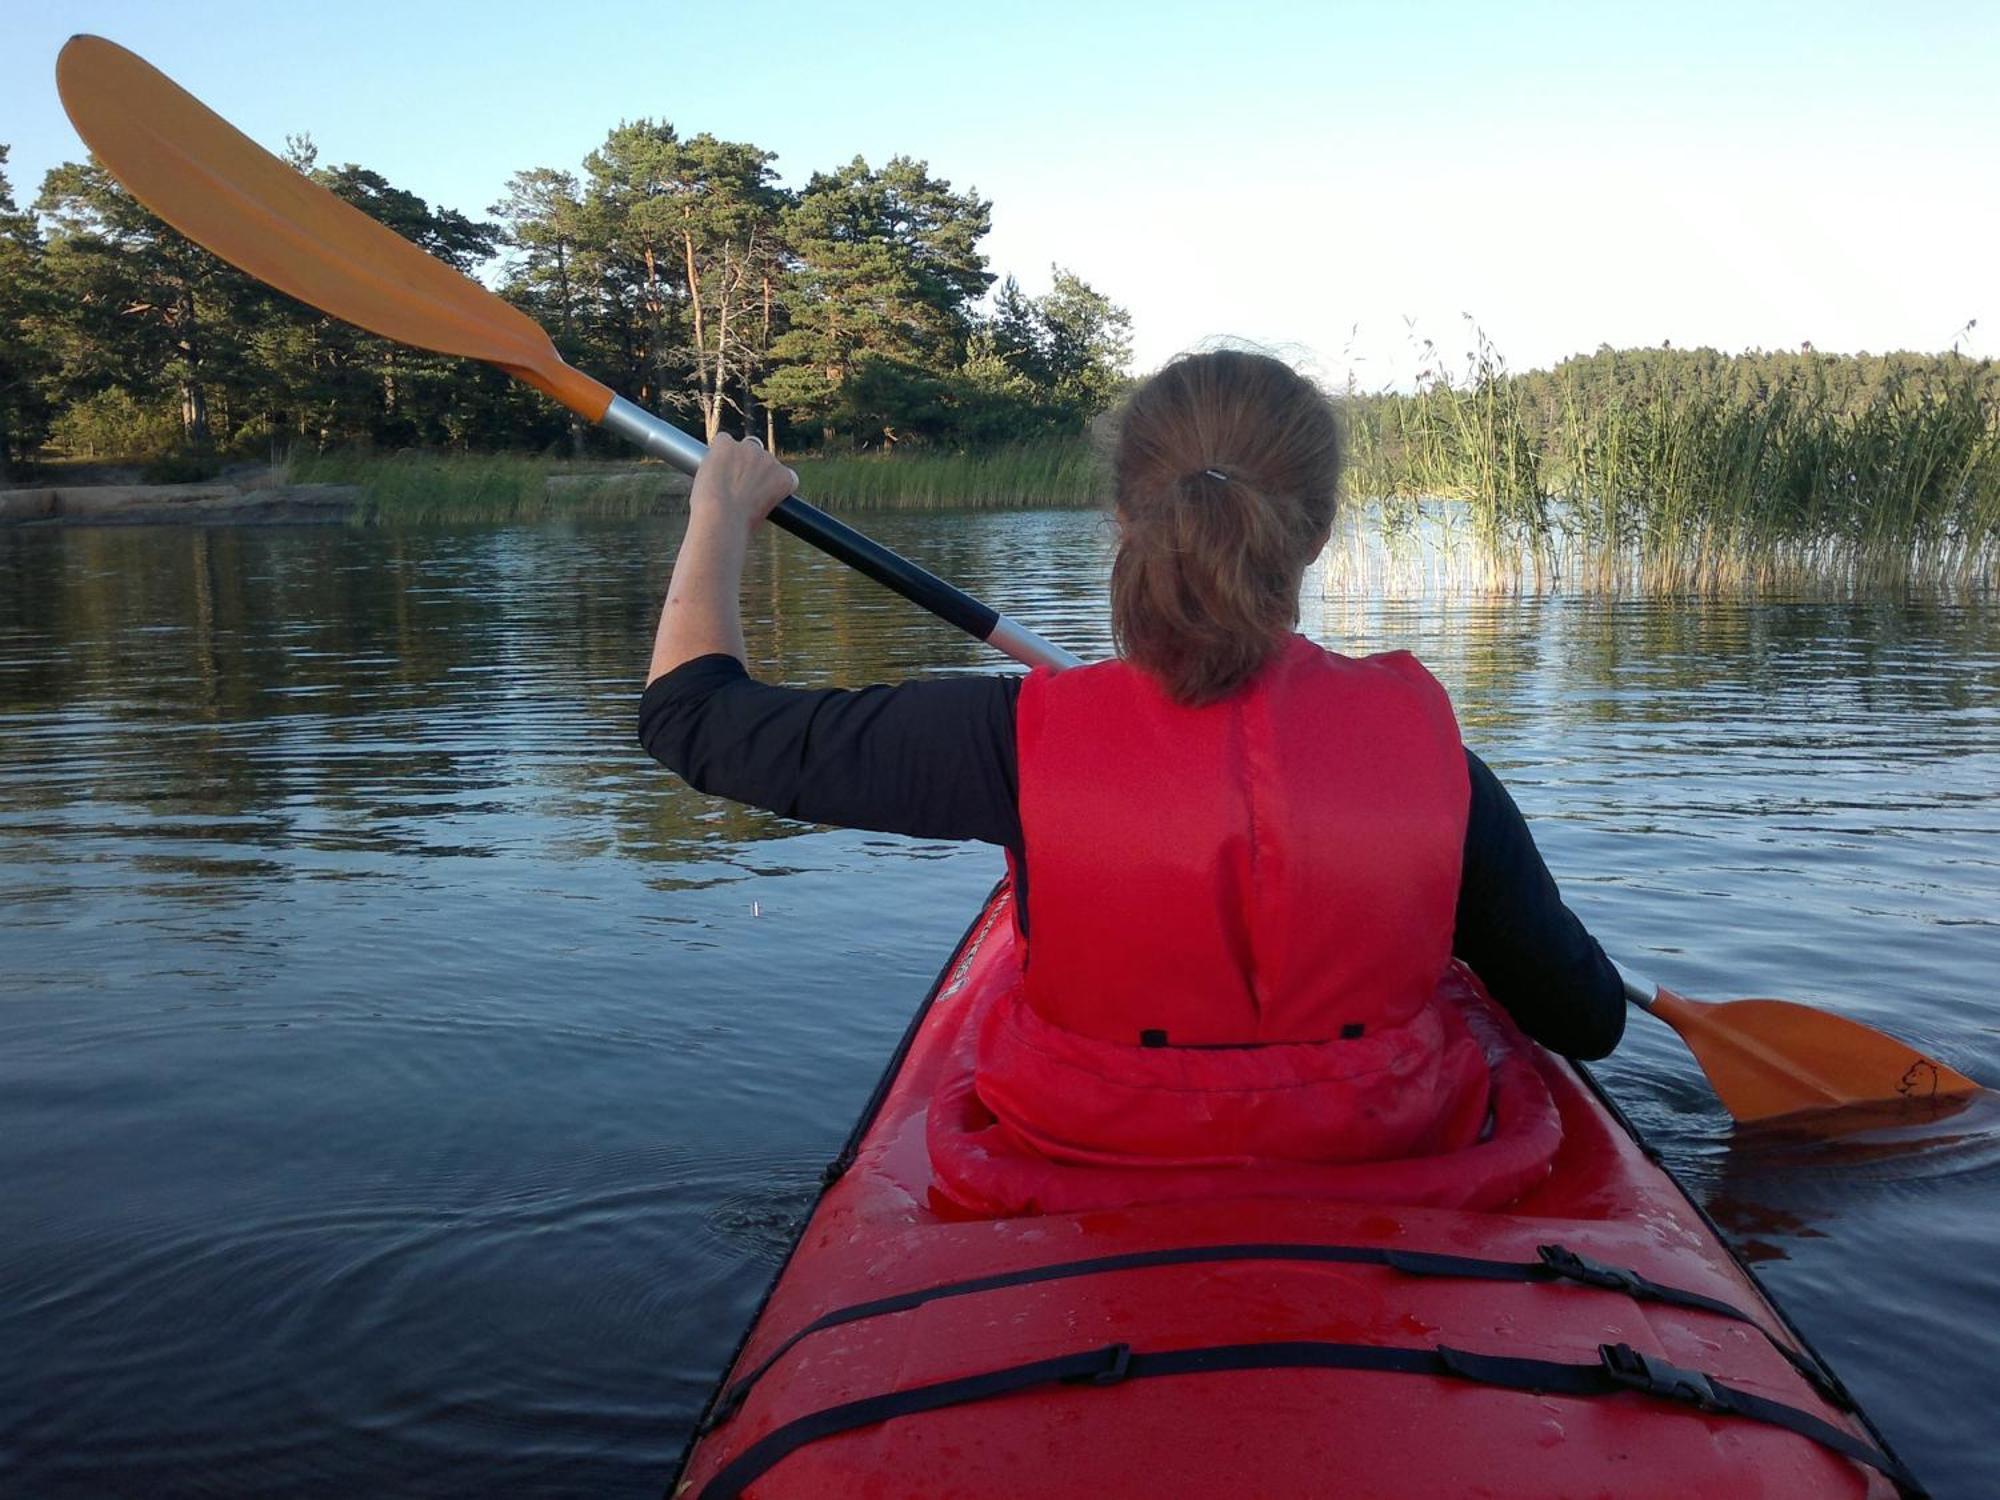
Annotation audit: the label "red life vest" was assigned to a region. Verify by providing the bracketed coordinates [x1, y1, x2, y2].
[930, 957, 1563, 1216]
[971, 633, 1495, 1170]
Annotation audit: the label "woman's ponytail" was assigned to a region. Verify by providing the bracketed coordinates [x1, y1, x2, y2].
[1110, 351, 1344, 705]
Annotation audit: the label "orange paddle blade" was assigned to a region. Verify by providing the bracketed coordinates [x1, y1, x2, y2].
[1646, 986, 1984, 1124]
[54, 34, 611, 419]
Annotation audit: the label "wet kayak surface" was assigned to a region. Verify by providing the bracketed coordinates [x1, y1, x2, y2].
[2, 513, 1995, 1497]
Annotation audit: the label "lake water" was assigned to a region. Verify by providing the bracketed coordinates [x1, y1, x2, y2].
[2, 512, 1996, 1498]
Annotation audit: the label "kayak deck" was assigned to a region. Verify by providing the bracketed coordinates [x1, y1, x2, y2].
[673, 883, 1911, 1498]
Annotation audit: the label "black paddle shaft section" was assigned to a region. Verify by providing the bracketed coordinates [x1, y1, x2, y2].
[770, 497, 999, 642]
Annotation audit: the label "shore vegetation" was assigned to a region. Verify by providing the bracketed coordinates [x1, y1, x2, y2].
[4, 131, 1992, 587]
[1344, 335, 1998, 591]
[0, 135, 1132, 478]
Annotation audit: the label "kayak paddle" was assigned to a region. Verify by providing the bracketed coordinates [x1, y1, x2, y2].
[55, 35, 1981, 1125]
[53, 34, 1077, 674]
[1617, 963, 1981, 1124]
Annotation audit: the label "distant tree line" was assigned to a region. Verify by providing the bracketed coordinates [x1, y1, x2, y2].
[1465, 340, 1993, 427]
[0, 130, 1133, 476]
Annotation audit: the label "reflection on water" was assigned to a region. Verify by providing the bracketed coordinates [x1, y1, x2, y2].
[1733, 1091, 1999, 1166]
[1, 515, 1996, 1497]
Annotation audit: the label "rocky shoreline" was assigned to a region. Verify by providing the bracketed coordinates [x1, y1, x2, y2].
[0, 479, 365, 527]
[0, 465, 694, 527]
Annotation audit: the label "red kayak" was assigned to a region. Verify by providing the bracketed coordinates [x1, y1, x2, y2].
[672, 882, 1920, 1498]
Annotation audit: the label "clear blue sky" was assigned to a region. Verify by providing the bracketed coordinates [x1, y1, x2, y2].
[6, 0, 1996, 385]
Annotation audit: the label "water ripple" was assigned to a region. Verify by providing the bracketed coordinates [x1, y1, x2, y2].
[1, 518, 1994, 1497]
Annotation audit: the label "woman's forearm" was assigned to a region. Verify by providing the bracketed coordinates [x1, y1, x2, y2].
[650, 507, 752, 683]
[644, 434, 799, 687]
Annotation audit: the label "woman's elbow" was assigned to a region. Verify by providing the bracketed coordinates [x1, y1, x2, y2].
[637, 705, 700, 787]
[1557, 999, 1626, 1061]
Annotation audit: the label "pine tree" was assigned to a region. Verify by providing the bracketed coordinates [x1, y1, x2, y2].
[0, 146, 53, 474]
[760, 156, 993, 448]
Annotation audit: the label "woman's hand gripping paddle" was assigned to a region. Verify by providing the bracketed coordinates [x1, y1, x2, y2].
[56, 34, 1980, 1126]
[53, 34, 1077, 674]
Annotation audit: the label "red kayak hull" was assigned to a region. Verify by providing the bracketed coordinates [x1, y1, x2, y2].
[673, 883, 1910, 1498]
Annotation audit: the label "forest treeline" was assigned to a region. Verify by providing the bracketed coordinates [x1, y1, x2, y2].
[0, 131, 1133, 476]
[2, 125, 1994, 583]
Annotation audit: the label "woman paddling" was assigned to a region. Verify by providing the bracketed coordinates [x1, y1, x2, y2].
[641, 349, 1623, 1208]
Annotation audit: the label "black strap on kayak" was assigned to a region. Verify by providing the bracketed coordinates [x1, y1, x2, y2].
[690, 1338, 1924, 1500]
[698, 1237, 1844, 1431]
[1486, 1243, 1845, 1405]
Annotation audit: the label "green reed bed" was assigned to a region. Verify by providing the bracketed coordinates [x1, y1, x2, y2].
[1347, 347, 2000, 592]
[284, 451, 681, 523]
[282, 440, 1107, 520]
[787, 439, 1105, 509]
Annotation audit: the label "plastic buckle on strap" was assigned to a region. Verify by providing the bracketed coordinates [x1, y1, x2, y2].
[1539, 1243, 1642, 1296]
[1065, 1342, 1133, 1387]
[1599, 1343, 1726, 1414]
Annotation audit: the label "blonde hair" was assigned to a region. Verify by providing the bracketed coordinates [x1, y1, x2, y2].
[1110, 350, 1343, 705]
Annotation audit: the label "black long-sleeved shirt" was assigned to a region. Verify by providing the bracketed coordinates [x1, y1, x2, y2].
[640, 654, 1624, 1059]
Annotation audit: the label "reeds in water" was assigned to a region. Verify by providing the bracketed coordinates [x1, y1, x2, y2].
[788, 439, 1105, 509]
[1345, 341, 1999, 593]
[283, 440, 1108, 520]
[284, 451, 682, 522]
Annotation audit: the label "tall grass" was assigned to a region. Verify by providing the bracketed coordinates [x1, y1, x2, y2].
[282, 440, 1107, 520]
[788, 439, 1105, 509]
[280, 361, 1999, 594]
[1346, 344, 2000, 592]
[284, 451, 682, 522]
